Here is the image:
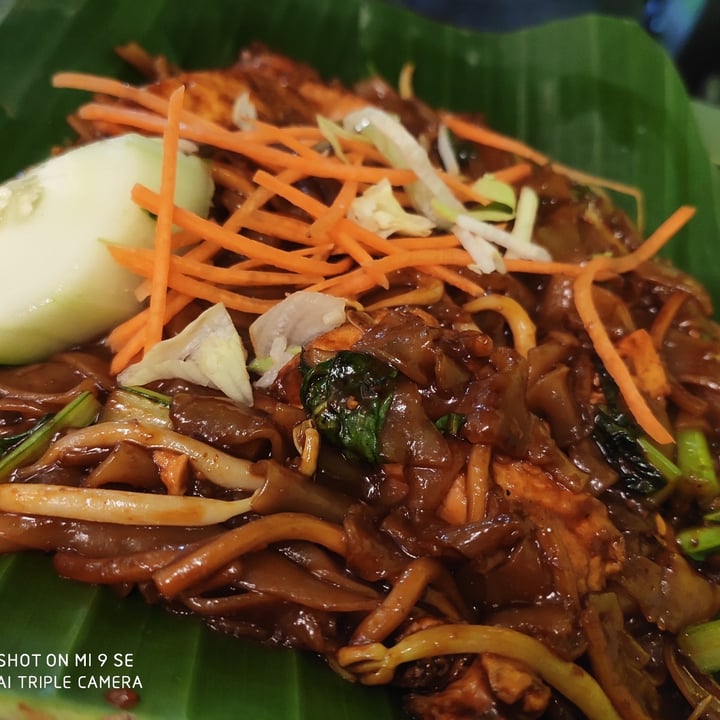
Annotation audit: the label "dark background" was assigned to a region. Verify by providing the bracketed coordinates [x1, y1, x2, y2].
[384, 0, 720, 102]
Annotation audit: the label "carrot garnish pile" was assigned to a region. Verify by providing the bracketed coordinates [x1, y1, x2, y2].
[51, 67, 695, 446]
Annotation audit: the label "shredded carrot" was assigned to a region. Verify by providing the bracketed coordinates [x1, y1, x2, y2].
[572, 204, 694, 444]
[131, 184, 349, 277]
[440, 111, 549, 166]
[76, 99, 420, 185]
[616, 328, 671, 399]
[107, 245, 279, 314]
[574, 256, 673, 445]
[53, 72, 174, 118]
[109, 167, 306, 371]
[75, 101, 172, 135]
[109, 244, 324, 287]
[54, 65, 697, 438]
[491, 162, 533, 185]
[248, 119, 324, 158]
[308, 248, 473, 297]
[223, 167, 306, 233]
[606, 205, 695, 274]
[391, 234, 459, 251]
[231, 208, 316, 247]
[144, 84, 184, 353]
[53, 71, 224, 134]
[309, 156, 361, 238]
[252, 168, 410, 269]
[504, 257, 619, 281]
[424, 264, 485, 297]
[110, 329, 147, 375]
[211, 161, 257, 195]
[551, 161, 646, 233]
[251, 169, 391, 288]
[650, 290, 689, 349]
[439, 171, 492, 205]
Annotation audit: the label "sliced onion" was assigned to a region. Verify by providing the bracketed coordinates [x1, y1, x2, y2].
[506, 185, 540, 258]
[455, 213, 552, 262]
[343, 106, 464, 228]
[348, 178, 434, 238]
[453, 224, 505, 274]
[118, 303, 253, 405]
[437, 123, 460, 176]
[249, 291, 347, 387]
[232, 90, 257, 131]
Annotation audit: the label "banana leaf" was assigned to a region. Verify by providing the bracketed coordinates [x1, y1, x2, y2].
[0, 0, 718, 718]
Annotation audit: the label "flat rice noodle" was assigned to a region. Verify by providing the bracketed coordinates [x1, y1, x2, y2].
[379, 378, 453, 470]
[170, 392, 288, 460]
[614, 553, 720, 633]
[235, 549, 379, 613]
[277, 541, 380, 599]
[83, 440, 162, 490]
[250, 459, 354, 524]
[581, 591, 661, 720]
[485, 604, 587, 661]
[354, 308, 463, 387]
[205, 601, 340, 653]
[0, 513, 222, 556]
[526, 365, 586, 448]
[456, 348, 534, 457]
[53, 546, 184, 584]
[343, 504, 410, 582]
[434, 515, 527, 562]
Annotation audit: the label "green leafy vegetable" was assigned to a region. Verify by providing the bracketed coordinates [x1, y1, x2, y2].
[0, 418, 52, 455]
[0, 391, 100, 482]
[435, 412, 466, 436]
[592, 368, 667, 494]
[300, 351, 397, 463]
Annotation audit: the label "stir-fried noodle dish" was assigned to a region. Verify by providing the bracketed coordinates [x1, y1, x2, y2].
[2, 43, 720, 719]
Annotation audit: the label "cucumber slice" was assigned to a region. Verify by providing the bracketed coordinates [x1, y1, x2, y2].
[0, 133, 214, 364]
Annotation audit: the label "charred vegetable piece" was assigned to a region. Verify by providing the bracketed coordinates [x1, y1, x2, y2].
[592, 367, 667, 494]
[300, 351, 397, 464]
[0, 390, 101, 482]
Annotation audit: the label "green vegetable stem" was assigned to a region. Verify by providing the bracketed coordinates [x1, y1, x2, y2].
[0, 390, 101, 482]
